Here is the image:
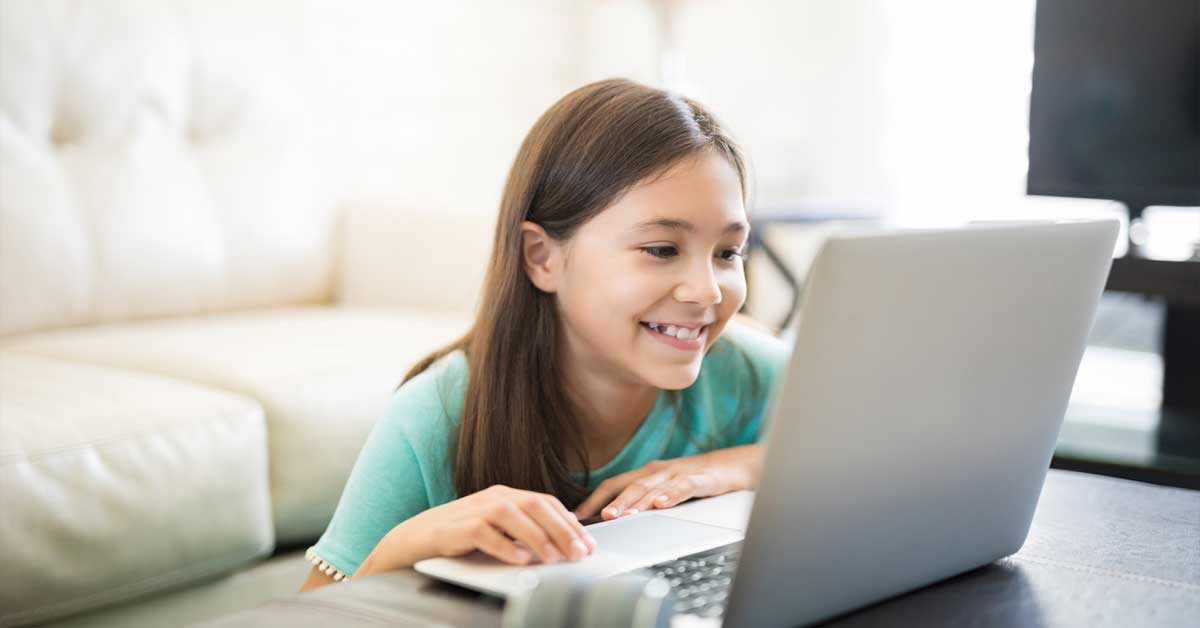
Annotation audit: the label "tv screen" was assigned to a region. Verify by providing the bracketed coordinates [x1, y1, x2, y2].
[1028, 0, 1200, 208]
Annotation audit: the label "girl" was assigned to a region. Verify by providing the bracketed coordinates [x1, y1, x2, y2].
[302, 78, 791, 590]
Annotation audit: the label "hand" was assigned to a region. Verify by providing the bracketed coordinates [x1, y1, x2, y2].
[572, 445, 762, 521]
[355, 485, 598, 578]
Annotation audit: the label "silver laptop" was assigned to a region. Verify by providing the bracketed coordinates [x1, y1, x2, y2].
[415, 219, 1119, 627]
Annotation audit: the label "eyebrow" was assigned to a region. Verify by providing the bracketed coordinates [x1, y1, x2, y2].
[631, 218, 749, 236]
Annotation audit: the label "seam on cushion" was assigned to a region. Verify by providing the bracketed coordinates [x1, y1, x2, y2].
[1011, 554, 1200, 592]
[1, 341, 393, 389]
[0, 542, 272, 627]
[0, 345, 269, 401]
[0, 403, 264, 465]
[267, 598, 430, 627]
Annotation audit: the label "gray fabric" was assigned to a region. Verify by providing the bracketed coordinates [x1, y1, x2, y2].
[198, 470, 1200, 628]
[42, 552, 311, 628]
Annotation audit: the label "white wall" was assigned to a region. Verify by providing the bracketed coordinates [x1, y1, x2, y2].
[281, 1, 940, 222]
[275, 1, 590, 217]
[583, 0, 893, 214]
[275, 1, 1134, 225]
[582, 0, 1132, 228]
[141, 0, 1150, 233]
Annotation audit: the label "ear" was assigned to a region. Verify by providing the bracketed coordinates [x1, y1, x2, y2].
[520, 221, 562, 293]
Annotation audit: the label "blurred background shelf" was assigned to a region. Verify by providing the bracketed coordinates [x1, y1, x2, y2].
[1056, 265, 1200, 490]
[1053, 408, 1200, 490]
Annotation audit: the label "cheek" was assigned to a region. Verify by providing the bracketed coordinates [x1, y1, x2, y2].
[560, 258, 660, 337]
[614, 273, 666, 313]
[588, 257, 672, 310]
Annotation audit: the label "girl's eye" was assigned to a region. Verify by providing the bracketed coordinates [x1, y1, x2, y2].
[641, 246, 745, 261]
[643, 246, 678, 259]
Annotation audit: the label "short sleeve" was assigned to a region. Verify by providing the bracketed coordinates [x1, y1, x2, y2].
[309, 351, 466, 576]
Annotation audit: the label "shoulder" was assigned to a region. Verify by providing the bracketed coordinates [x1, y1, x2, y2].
[377, 349, 469, 466]
[387, 349, 468, 419]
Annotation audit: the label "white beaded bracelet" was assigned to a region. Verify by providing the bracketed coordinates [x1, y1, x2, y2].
[305, 547, 351, 582]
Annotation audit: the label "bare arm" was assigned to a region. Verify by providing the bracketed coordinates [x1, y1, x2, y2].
[299, 486, 596, 593]
[300, 566, 337, 592]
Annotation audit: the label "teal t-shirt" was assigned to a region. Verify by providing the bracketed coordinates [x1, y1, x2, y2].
[311, 320, 792, 576]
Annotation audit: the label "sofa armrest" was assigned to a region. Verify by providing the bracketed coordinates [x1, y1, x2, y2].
[335, 203, 493, 313]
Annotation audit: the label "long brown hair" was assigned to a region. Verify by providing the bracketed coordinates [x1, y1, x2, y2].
[401, 78, 750, 508]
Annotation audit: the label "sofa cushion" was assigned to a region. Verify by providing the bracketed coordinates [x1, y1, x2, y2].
[2, 306, 473, 545]
[0, 353, 272, 627]
[37, 550, 312, 628]
[0, 0, 336, 337]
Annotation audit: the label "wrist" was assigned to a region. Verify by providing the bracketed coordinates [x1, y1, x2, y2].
[739, 444, 763, 489]
[710, 445, 761, 491]
[354, 518, 429, 579]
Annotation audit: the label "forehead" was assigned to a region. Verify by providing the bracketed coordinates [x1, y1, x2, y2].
[586, 150, 747, 236]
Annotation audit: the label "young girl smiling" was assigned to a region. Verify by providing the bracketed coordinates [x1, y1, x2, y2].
[302, 78, 790, 590]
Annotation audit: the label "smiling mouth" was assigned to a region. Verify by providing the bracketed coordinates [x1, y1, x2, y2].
[639, 321, 709, 347]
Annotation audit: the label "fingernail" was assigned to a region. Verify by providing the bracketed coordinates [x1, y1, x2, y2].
[570, 539, 588, 560]
[514, 549, 532, 564]
[627, 508, 639, 515]
[542, 543, 561, 563]
[655, 495, 668, 503]
[604, 507, 619, 518]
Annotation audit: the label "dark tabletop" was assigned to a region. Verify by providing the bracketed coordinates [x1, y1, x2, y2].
[198, 470, 1200, 628]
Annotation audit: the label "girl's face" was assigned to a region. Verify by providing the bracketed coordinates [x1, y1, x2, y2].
[523, 150, 749, 391]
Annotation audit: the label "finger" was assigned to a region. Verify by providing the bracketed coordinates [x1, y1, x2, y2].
[466, 520, 534, 565]
[521, 493, 591, 560]
[646, 475, 705, 510]
[630, 475, 687, 512]
[574, 472, 636, 519]
[485, 501, 560, 564]
[605, 476, 664, 519]
[632, 486, 669, 513]
[545, 495, 598, 552]
[542, 493, 589, 538]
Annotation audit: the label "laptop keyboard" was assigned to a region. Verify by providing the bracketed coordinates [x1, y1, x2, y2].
[645, 542, 742, 618]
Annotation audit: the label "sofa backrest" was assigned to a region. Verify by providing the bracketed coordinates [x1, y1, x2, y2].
[0, 1, 337, 337]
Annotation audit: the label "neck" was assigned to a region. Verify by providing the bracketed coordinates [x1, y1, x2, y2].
[560, 332, 659, 472]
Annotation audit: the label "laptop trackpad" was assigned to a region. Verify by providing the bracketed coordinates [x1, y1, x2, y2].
[587, 512, 742, 561]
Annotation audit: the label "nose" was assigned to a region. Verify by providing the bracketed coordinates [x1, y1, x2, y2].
[673, 257, 723, 306]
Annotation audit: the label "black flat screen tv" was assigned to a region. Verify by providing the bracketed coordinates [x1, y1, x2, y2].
[1028, 0, 1200, 215]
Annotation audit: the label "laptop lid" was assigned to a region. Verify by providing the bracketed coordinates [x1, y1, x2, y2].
[723, 219, 1119, 627]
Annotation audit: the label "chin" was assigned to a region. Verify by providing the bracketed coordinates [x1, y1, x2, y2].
[645, 362, 703, 390]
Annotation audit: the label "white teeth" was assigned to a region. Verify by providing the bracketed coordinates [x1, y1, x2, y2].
[644, 322, 705, 340]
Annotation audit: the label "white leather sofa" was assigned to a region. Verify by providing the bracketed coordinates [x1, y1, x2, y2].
[0, 2, 491, 625]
